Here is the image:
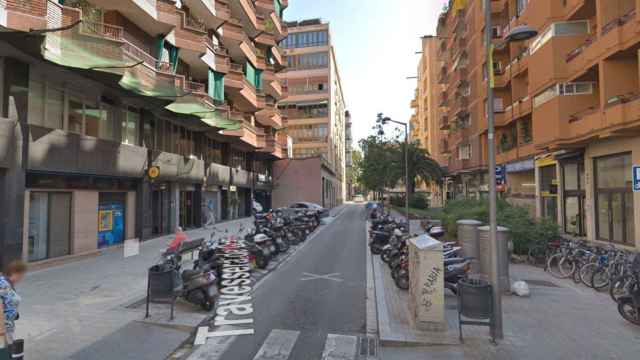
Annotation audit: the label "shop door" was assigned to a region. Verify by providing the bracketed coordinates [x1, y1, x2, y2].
[180, 191, 196, 229]
[152, 188, 170, 236]
[28, 192, 71, 261]
[98, 193, 126, 248]
[221, 190, 229, 221]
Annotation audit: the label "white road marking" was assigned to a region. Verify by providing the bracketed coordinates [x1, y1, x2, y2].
[252, 329, 300, 360]
[321, 334, 358, 360]
[300, 272, 343, 282]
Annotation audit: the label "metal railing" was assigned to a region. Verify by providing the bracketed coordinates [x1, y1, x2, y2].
[81, 20, 123, 41]
[122, 40, 172, 73]
[185, 81, 207, 94]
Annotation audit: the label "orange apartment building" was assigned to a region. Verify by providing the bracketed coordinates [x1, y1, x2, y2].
[0, 0, 290, 266]
[276, 19, 348, 208]
[433, 0, 639, 248]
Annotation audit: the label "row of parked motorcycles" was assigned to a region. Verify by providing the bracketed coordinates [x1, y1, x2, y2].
[153, 208, 322, 311]
[368, 210, 474, 294]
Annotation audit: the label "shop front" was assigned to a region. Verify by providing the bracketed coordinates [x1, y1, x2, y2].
[505, 159, 536, 217]
[536, 156, 560, 224]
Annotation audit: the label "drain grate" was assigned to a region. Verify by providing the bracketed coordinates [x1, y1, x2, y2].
[359, 336, 377, 358]
[523, 279, 561, 288]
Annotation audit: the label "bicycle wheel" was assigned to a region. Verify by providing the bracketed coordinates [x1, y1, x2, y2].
[579, 263, 598, 288]
[547, 253, 571, 279]
[609, 274, 637, 303]
[590, 268, 610, 291]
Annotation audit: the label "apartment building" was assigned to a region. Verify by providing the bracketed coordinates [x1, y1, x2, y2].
[410, 35, 448, 207]
[435, 0, 639, 248]
[276, 19, 347, 208]
[0, 0, 289, 267]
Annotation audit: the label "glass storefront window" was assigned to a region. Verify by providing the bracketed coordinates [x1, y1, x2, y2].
[122, 107, 140, 145]
[28, 79, 45, 126]
[562, 160, 585, 236]
[84, 100, 101, 138]
[595, 153, 634, 244]
[46, 86, 64, 130]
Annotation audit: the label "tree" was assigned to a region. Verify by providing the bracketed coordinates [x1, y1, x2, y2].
[401, 141, 444, 198]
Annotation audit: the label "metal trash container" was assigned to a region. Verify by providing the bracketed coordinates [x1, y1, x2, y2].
[478, 226, 511, 292]
[146, 263, 181, 320]
[457, 220, 483, 273]
[457, 278, 495, 342]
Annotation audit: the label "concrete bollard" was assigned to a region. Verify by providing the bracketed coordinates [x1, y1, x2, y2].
[456, 220, 483, 273]
[478, 226, 511, 293]
[408, 234, 446, 332]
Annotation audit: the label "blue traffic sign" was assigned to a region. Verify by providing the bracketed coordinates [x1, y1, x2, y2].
[633, 165, 640, 192]
[496, 165, 507, 185]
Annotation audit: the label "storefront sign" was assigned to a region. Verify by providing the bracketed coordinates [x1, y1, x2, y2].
[506, 159, 534, 173]
[229, 185, 237, 192]
[633, 165, 640, 193]
[147, 166, 161, 179]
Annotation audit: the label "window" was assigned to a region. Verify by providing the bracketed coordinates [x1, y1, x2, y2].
[99, 101, 117, 141]
[595, 153, 634, 244]
[122, 107, 139, 145]
[280, 31, 329, 49]
[534, 82, 595, 107]
[457, 144, 471, 160]
[285, 52, 329, 70]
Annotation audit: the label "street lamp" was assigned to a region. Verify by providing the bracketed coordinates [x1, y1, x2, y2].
[484, 0, 538, 340]
[377, 114, 410, 234]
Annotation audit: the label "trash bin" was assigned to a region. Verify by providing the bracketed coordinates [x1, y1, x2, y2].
[457, 220, 483, 273]
[457, 278, 495, 342]
[146, 263, 181, 320]
[478, 226, 510, 292]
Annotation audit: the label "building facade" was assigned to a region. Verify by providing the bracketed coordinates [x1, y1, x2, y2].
[0, 0, 289, 267]
[410, 35, 447, 207]
[277, 19, 347, 207]
[433, 0, 639, 248]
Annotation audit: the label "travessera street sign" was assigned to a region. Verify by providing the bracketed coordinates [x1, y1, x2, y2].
[633, 165, 640, 193]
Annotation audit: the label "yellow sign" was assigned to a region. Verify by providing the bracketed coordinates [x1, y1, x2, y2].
[147, 166, 161, 179]
[452, 0, 468, 14]
[99, 210, 113, 232]
[535, 158, 557, 168]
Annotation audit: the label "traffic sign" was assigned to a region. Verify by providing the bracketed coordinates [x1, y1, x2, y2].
[633, 165, 640, 192]
[496, 165, 507, 185]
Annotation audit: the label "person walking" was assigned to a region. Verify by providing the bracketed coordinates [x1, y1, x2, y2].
[0, 260, 27, 356]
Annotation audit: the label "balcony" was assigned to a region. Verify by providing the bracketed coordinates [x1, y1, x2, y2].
[266, 9, 287, 40]
[528, 33, 590, 94]
[229, 0, 261, 35]
[284, 87, 330, 104]
[82, 1, 161, 34]
[411, 97, 418, 109]
[493, 67, 510, 88]
[1, 0, 47, 31]
[225, 63, 263, 112]
[269, 45, 286, 69]
[181, 0, 228, 29]
[565, 8, 637, 81]
[219, 18, 265, 70]
[512, 96, 533, 120]
[262, 66, 284, 99]
[204, 39, 231, 73]
[256, 98, 283, 128]
[221, 116, 266, 149]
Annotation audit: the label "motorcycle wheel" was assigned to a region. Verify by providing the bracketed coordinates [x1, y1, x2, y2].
[201, 290, 215, 311]
[256, 253, 270, 269]
[370, 244, 383, 255]
[610, 275, 637, 303]
[381, 248, 392, 264]
[617, 298, 640, 326]
[288, 233, 300, 246]
[298, 230, 308, 243]
[278, 238, 290, 253]
[394, 269, 410, 290]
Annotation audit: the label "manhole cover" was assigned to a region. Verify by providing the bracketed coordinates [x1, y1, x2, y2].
[523, 279, 561, 288]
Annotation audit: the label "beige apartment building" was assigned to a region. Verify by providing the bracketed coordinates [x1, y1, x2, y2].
[0, 0, 289, 266]
[430, 0, 640, 248]
[276, 19, 347, 207]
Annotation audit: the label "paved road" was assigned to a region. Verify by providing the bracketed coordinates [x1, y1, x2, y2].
[189, 204, 369, 359]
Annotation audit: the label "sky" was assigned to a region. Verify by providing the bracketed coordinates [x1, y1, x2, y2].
[284, 0, 447, 145]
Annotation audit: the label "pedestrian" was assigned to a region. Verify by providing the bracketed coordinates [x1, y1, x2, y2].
[0, 260, 27, 351]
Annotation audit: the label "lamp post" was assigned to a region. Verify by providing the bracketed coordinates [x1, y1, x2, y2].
[484, 0, 538, 340]
[377, 114, 410, 234]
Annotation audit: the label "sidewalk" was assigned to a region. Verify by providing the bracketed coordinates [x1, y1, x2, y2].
[15, 218, 252, 360]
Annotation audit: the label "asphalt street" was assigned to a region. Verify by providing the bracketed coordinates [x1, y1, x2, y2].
[189, 204, 368, 359]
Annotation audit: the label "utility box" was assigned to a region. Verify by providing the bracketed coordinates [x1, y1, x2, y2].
[457, 219, 483, 273]
[408, 234, 446, 332]
[478, 226, 511, 293]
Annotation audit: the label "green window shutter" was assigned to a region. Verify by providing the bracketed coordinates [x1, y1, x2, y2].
[255, 69, 263, 90]
[213, 71, 224, 102]
[245, 62, 257, 88]
[274, 0, 283, 18]
[168, 44, 180, 73]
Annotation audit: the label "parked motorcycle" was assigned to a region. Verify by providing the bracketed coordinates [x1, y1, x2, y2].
[162, 250, 218, 311]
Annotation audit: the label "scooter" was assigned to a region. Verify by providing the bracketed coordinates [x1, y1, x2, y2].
[163, 252, 218, 311]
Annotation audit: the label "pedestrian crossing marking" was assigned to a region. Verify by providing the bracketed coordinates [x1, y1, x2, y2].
[252, 329, 300, 360]
[321, 334, 358, 360]
[300, 272, 343, 282]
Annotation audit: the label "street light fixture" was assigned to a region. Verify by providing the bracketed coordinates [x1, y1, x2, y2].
[377, 114, 410, 234]
[484, 0, 538, 341]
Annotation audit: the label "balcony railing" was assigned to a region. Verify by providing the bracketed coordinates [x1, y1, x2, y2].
[602, 9, 637, 36]
[185, 80, 207, 94]
[122, 40, 172, 73]
[80, 20, 123, 41]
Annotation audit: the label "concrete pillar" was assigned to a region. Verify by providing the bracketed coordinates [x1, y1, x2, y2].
[170, 182, 179, 232]
[408, 234, 446, 332]
[457, 219, 483, 273]
[478, 226, 511, 293]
